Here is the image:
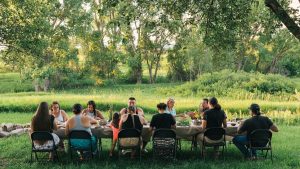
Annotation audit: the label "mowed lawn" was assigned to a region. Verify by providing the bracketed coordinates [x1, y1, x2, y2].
[0, 125, 299, 169]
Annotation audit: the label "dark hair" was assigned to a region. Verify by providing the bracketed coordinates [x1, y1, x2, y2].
[112, 112, 120, 128]
[209, 97, 221, 110]
[51, 101, 60, 111]
[73, 103, 82, 114]
[249, 103, 261, 115]
[32, 102, 52, 132]
[157, 103, 167, 110]
[87, 100, 96, 116]
[203, 98, 208, 103]
[129, 97, 136, 101]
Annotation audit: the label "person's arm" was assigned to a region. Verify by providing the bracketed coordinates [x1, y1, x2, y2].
[81, 109, 87, 116]
[170, 114, 176, 129]
[222, 111, 227, 128]
[88, 116, 98, 124]
[201, 120, 207, 129]
[138, 115, 146, 125]
[65, 119, 70, 135]
[137, 108, 145, 117]
[119, 115, 125, 130]
[237, 120, 247, 134]
[222, 118, 227, 128]
[201, 112, 207, 129]
[53, 120, 58, 131]
[96, 110, 105, 120]
[61, 110, 69, 122]
[120, 108, 126, 115]
[270, 124, 279, 132]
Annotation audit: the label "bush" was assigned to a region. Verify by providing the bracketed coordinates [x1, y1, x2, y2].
[161, 70, 298, 100]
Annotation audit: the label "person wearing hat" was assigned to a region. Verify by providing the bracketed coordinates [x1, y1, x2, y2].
[232, 103, 279, 159]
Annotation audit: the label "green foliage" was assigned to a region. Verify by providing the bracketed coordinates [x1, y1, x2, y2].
[0, 73, 33, 93]
[164, 70, 298, 99]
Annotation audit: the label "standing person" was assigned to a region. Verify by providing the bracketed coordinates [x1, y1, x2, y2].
[150, 103, 176, 131]
[50, 101, 69, 124]
[66, 104, 98, 159]
[82, 100, 105, 120]
[31, 102, 60, 159]
[120, 97, 145, 117]
[165, 98, 176, 118]
[233, 103, 279, 159]
[119, 106, 145, 158]
[198, 97, 227, 158]
[109, 112, 120, 157]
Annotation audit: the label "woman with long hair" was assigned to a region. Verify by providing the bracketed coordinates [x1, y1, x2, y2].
[31, 102, 60, 158]
[82, 100, 105, 121]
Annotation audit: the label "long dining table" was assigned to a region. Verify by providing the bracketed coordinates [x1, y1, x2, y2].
[54, 122, 239, 142]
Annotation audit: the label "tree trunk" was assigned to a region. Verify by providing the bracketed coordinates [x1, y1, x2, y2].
[265, 0, 300, 40]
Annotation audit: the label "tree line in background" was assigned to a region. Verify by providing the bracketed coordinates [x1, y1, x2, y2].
[0, 0, 300, 90]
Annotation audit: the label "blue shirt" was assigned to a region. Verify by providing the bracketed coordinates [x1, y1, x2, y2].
[165, 107, 176, 116]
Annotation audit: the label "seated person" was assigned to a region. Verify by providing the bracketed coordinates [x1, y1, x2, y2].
[109, 112, 120, 157]
[31, 102, 60, 159]
[82, 100, 105, 121]
[188, 98, 209, 119]
[66, 104, 98, 157]
[150, 103, 176, 131]
[119, 106, 145, 158]
[165, 98, 176, 118]
[233, 103, 278, 159]
[198, 97, 227, 157]
[50, 101, 68, 125]
[120, 97, 145, 118]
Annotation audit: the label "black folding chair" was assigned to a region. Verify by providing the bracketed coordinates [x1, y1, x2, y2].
[68, 130, 98, 160]
[201, 127, 226, 160]
[248, 129, 273, 162]
[152, 129, 177, 160]
[31, 131, 59, 163]
[117, 129, 142, 161]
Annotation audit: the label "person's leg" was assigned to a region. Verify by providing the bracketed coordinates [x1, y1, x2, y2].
[109, 139, 117, 157]
[142, 141, 148, 152]
[232, 135, 250, 158]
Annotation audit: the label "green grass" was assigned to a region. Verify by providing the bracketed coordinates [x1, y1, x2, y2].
[0, 125, 299, 169]
[0, 73, 33, 93]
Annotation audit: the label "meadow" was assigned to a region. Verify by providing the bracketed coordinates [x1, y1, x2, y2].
[1, 73, 300, 168]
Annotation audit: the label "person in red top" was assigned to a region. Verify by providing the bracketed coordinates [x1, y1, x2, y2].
[109, 112, 120, 157]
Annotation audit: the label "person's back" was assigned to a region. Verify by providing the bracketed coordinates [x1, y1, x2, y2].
[240, 115, 274, 137]
[203, 108, 226, 128]
[66, 104, 97, 157]
[151, 113, 175, 129]
[67, 115, 92, 135]
[233, 103, 278, 159]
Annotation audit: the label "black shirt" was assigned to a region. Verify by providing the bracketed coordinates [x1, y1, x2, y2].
[150, 113, 176, 129]
[239, 115, 273, 137]
[122, 114, 143, 131]
[203, 108, 226, 128]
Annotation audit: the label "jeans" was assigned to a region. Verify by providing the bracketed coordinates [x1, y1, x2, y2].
[232, 135, 256, 158]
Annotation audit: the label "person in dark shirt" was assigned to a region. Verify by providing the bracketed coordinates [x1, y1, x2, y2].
[198, 97, 227, 158]
[201, 97, 227, 129]
[150, 103, 176, 131]
[233, 103, 279, 159]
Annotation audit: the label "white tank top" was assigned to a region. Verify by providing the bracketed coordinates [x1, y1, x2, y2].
[55, 110, 64, 122]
